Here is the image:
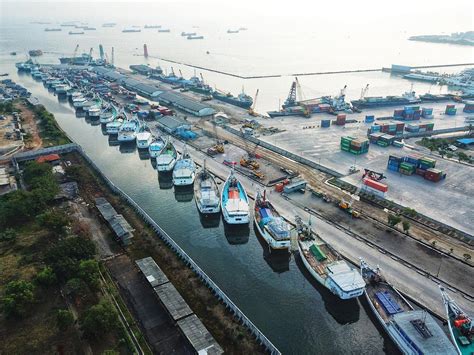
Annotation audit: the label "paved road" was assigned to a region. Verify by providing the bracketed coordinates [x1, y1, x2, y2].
[155, 124, 473, 319]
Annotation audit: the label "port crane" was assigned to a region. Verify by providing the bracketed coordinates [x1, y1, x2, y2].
[248, 89, 259, 116]
[332, 85, 348, 111]
[360, 84, 369, 100]
[72, 44, 79, 60]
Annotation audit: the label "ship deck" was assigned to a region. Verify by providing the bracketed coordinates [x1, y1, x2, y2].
[365, 281, 412, 323]
[300, 239, 338, 277]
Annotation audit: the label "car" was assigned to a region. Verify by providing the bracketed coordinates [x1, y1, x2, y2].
[223, 159, 237, 166]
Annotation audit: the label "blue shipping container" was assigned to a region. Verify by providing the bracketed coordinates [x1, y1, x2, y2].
[365, 115, 375, 123]
[321, 119, 331, 128]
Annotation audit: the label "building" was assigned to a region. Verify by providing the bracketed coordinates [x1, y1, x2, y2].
[157, 115, 191, 133]
[95, 197, 134, 245]
[456, 138, 474, 148]
[132, 83, 162, 99]
[157, 91, 215, 117]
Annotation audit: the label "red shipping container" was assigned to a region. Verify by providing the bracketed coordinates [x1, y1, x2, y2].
[337, 114, 346, 119]
[275, 183, 284, 192]
[363, 178, 388, 192]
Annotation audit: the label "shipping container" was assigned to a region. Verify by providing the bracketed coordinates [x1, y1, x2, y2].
[363, 178, 388, 192]
[365, 115, 375, 123]
[321, 119, 331, 128]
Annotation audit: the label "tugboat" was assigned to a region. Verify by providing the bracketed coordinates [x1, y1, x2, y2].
[194, 160, 220, 214]
[360, 260, 457, 354]
[440, 287, 474, 355]
[254, 190, 291, 252]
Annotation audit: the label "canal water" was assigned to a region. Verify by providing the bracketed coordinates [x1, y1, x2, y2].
[0, 64, 396, 354]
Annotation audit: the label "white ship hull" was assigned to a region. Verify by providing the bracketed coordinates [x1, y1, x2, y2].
[100, 115, 114, 124]
[298, 242, 364, 300]
[156, 158, 176, 172]
[117, 133, 136, 142]
[222, 207, 249, 225]
[254, 217, 290, 251]
[149, 149, 162, 158]
[73, 100, 87, 108]
[196, 201, 220, 214]
[137, 138, 152, 149]
[173, 172, 195, 186]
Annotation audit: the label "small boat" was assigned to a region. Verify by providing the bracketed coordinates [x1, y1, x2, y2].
[187, 35, 204, 40]
[221, 170, 249, 225]
[227, 29, 240, 34]
[156, 139, 178, 172]
[172, 146, 196, 186]
[148, 136, 166, 158]
[72, 96, 88, 108]
[158, 29, 170, 33]
[254, 190, 291, 252]
[44, 28, 62, 32]
[194, 160, 220, 214]
[136, 126, 153, 149]
[87, 104, 101, 120]
[99, 104, 117, 124]
[122, 28, 141, 33]
[361, 260, 457, 354]
[28, 49, 43, 56]
[105, 120, 124, 135]
[181, 32, 197, 36]
[297, 217, 365, 299]
[145, 25, 161, 29]
[117, 118, 139, 142]
[440, 287, 474, 355]
[69, 31, 85, 35]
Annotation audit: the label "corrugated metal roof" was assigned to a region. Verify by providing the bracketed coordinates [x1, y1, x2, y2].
[135, 257, 169, 287]
[154, 283, 193, 321]
[133, 83, 161, 95]
[122, 78, 141, 88]
[157, 91, 213, 114]
[158, 115, 188, 130]
[177, 315, 223, 354]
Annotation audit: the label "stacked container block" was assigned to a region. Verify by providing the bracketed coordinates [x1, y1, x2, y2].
[386, 155, 446, 182]
[463, 101, 474, 113]
[340, 136, 369, 155]
[335, 114, 346, 126]
[405, 122, 435, 133]
[421, 107, 434, 118]
[445, 104, 457, 116]
[394, 106, 422, 121]
[369, 122, 405, 136]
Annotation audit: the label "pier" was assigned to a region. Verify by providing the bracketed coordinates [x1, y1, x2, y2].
[147, 55, 474, 79]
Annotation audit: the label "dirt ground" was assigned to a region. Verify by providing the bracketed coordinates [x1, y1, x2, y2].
[15, 102, 42, 150]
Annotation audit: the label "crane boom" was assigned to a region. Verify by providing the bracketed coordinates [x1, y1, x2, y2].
[72, 44, 79, 59]
[248, 89, 259, 116]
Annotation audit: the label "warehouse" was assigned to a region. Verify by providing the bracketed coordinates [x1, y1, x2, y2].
[132, 83, 162, 99]
[157, 115, 191, 133]
[157, 91, 215, 117]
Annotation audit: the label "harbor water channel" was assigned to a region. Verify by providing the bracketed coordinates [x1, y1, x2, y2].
[3, 66, 397, 355]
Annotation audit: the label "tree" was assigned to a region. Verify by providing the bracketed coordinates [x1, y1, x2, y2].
[387, 214, 402, 227]
[402, 220, 410, 234]
[35, 266, 57, 286]
[45, 237, 96, 280]
[147, 110, 156, 121]
[65, 278, 90, 300]
[1, 280, 35, 318]
[402, 207, 417, 217]
[0, 228, 17, 243]
[56, 309, 74, 331]
[464, 254, 471, 262]
[80, 300, 119, 339]
[37, 209, 70, 235]
[78, 259, 100, 289]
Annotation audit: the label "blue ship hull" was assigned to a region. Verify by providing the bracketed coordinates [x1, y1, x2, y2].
[212, 92, 252, 109]
[351, 98, 421, 108]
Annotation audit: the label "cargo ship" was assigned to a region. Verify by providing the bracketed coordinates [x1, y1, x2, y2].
[69, 31, 85, 35]
[122, 28, 141, 33]
[185, 75, 212, 95]
[181, 32, 196, 36]
[351, 90, 420, 109]
[194, 161, 220, 214]
[102, 23, 117, 27]
[28, 49, 43, 56]
[155, 70, 183, 85]
[297, 217, 365, 299]
[221, 170, 249, 224]
[361, 261, 457, 354]
[145, 25, 161, 29]
[268, 79, 351, 117]
[172, 146, 196, 186]
[212, 89, 253, 109]
[419, 93, 452, 102]
[156, 140, 178, 172]
[59, 53, 92, 65]
[440, 287, 474, 355]
[158, 29, 171, 33]
[187, 35, 204, 40]
[254, 191, 291, 252]
[44, 28, 62, 32]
